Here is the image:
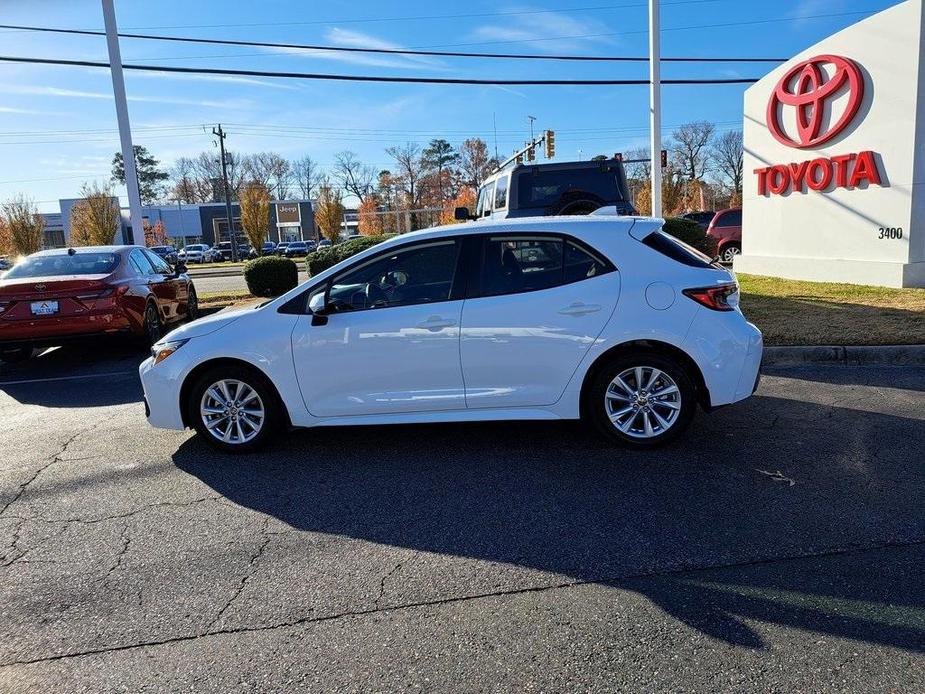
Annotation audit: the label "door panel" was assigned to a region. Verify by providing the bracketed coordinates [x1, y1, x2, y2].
[460, 272, 620, 408]
[292, 302, 466, 417]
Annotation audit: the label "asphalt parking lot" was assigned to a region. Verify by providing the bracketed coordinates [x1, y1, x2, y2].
[0, 345, 923, 692]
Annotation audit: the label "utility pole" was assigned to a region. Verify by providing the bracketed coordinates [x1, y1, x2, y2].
[212, 124, 238, 262]
[649, 0, 663, 218]
[101, 0, 142, 244]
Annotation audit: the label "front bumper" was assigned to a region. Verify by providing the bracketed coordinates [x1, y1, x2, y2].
[139, 355, 187, 430]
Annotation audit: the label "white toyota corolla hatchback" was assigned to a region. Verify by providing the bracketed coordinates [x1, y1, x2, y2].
[140, 214, 762, 452]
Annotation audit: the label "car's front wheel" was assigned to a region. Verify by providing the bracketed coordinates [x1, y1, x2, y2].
[188, 365, 281, 452]
[143, 302, 163, 345]
[186, 286, 199, 321]
[586, 353, 697, 447]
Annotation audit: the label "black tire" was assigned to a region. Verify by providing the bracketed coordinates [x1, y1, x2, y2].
[143, 302, 163, 345]
[720, 243, 741, 264]
[0, 346, 34, 364]
[585, 352, 697, 448]
[186, 285, 199, 321]
[187, 364, 282, 453]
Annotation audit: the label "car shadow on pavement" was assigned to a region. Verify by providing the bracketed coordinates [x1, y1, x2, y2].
[0, 341, 145, 408]
[172, 393, 925, 652]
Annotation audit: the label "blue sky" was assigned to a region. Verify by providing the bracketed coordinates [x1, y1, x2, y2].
[0, 0, 899, 210]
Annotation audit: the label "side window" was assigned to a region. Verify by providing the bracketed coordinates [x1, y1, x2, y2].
[143, 249, 172, 274]
[479, 182, 495, 217]
[129, 249, 154, 275]
[716, 210, 741, 227]
[479, 236, 564, 297]
[327, 240, 461, 312]
[564, 241, 609, 283]
[494, 175, 508, 210]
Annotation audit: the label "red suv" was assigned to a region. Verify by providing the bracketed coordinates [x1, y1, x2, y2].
[0, 245, 198, 363]
[707, 208, 742, 264]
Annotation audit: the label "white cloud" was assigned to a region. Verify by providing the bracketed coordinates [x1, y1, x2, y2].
[468, 8, 617, 52]
[127, 70, 299, 91]
[0, 84, 253, 110]
[263, 27, 446, 71]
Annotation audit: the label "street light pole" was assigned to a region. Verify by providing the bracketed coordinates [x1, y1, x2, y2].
[101, 0, 143, 244]
[649, 0, 663, 218]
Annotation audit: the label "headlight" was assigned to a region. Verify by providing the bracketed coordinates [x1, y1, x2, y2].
[151, 339, 189, 365]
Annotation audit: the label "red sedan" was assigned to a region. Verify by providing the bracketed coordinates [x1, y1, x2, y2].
[0, 245, 198, 363]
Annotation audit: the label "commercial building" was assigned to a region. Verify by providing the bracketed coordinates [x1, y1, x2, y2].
[42, 198, 317, 249]
[736, 0, 925, 288]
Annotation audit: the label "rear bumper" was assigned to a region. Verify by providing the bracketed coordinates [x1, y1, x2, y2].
[683, 310, 763, 408]
[0, 311, 136, 348]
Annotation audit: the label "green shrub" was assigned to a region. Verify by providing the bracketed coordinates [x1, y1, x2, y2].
[307, 234, 396, 276]
[663, 217, 716, 257]
[243, 256, 298, 297]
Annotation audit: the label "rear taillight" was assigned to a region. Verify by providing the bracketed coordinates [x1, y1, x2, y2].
[76, 288, 114, 301]
[683, 283, 739, 311]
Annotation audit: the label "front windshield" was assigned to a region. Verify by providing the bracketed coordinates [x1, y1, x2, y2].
[5, 252, 120, 279]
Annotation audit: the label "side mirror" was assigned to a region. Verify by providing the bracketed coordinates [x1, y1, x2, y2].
[174, 261, 188, 275]
[454, 206, 475, 221]
[308, 291, 328, 316]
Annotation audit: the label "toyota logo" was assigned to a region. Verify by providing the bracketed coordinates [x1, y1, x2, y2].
[34, 283, 46, 291]
[766, 54, 865, 149]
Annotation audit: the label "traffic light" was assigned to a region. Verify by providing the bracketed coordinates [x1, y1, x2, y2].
[614, 152, 623, 162]
[661, 149, 668, 168]
[526, 144, 535, 162]
[515, 152, 524, 165]
[544, 130, 556, 159]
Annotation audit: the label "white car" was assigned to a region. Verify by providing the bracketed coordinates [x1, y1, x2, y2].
[178, 244, 212, 264]
[140, 214, 762, 452]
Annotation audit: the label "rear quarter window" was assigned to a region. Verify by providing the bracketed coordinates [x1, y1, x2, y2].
[642, 230, 716, 268]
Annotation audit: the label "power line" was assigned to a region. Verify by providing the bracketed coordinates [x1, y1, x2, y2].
[0, 23, 787, 62]
[0, 55, 761, 85]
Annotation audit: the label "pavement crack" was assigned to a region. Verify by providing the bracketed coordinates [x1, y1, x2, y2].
[0, 414, 119, 519]
[100, 522, 131, 586]
[2, 536, 924, 669]
[375, 562, 403, 609]
[204, 516, 271, 632]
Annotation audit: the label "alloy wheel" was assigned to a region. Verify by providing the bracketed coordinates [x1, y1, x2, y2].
[145, 304, 162, 344]
[200, 379, 265, 445]
[722, 246, 741, 263]
[604, 366, 682, 439]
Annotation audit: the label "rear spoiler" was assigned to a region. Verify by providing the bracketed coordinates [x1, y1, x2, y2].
[589, 208, 664, 240]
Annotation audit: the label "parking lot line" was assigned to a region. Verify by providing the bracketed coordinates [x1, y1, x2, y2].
[0, 371, 137, 386]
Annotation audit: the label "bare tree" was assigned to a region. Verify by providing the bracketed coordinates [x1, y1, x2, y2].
[332, 150, 375, 200]
[244, 152, 291, 200]
[458, 137, 498, 190]
[669, 121, 716, 182]
[385, 143, 425, 209]
[291, 155, 326, 200]
[193, 150, 246, 200]
[170, 157, 209, 203]
[711, 130, 744, 197]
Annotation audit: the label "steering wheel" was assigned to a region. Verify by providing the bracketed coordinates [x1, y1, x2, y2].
[364, 282, 389, 307]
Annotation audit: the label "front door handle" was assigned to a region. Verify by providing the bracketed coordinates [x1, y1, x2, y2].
[416, 316, 457, 331]
[558, 302, 602, 316]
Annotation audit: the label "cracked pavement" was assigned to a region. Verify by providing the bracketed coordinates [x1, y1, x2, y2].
[0, 343, 923, 692]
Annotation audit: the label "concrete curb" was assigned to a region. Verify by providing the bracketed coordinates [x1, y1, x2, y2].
[763, 345, 925, 366]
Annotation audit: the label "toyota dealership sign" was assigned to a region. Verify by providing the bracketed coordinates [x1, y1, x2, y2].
[735, 0, 924, 288]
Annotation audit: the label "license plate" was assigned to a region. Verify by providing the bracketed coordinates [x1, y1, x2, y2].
[30, 300, 59, 316]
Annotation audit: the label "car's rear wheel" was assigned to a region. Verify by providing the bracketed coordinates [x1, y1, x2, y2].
[720, 243, 741, 263]
[0, 346, 34, 364]
[586, 353, 696, 447]
[143, 302, 163, 345]
[188, 365, 281, 452]
[186, 286, 199, 321]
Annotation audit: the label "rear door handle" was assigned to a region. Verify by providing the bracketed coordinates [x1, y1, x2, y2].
[416, 316, 457, 331]
[558, 302, 602, 316]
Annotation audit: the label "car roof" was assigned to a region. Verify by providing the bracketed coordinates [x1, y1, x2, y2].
[32, 245, 133, 256]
